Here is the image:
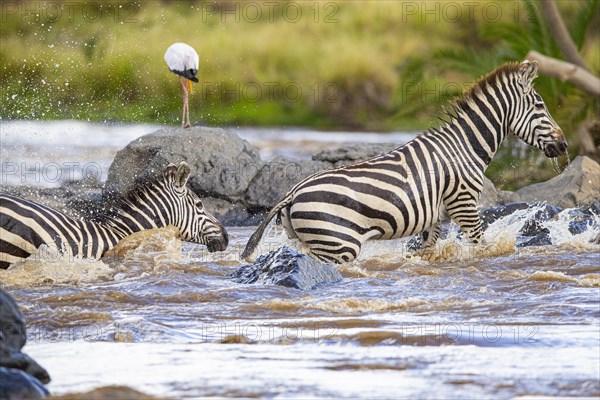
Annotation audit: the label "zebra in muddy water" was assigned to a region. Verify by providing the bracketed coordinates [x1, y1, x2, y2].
[0, 162, 228, 269]
[242, 61, 568, 264]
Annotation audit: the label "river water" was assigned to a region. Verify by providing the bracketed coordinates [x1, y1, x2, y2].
[1, 121, 599, 399]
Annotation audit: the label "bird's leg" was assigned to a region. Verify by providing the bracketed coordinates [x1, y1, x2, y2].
[180, 77, 190, 128]
[185, 80, 192, 128]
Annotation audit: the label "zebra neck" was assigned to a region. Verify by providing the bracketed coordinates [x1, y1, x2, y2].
[448, 94, 509, 169]
[101, 202, 168, 239]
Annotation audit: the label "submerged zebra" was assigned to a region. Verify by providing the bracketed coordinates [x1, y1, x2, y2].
[242, 61, 567, 264]
[0, 162, 228, 269]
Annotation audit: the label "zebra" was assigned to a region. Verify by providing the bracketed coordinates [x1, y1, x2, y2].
[0, 162, 228, 269]
[242, 60, 568, 264]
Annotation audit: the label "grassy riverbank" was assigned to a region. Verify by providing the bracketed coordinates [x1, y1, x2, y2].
[2, 1, 596, 129]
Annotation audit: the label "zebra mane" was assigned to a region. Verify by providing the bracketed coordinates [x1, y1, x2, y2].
[452, 61, 521, 115]
[91, 173, 173, 224]
[426, 61, 522, 133]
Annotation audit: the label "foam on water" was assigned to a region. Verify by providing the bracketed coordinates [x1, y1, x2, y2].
[355, 203, 600, 267]
[0, 245, 113, 286]
[0, 227, 185, 286]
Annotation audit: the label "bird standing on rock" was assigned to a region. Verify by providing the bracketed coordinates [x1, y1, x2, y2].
[164, 43, 199, 128]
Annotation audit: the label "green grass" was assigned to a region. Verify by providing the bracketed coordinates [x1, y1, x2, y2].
[1, 1, 598, 189]
[7, 0, 583, 130]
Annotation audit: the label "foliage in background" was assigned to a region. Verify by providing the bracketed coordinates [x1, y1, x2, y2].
[393, 0, 599, 189]
[1, 1, 430, 128]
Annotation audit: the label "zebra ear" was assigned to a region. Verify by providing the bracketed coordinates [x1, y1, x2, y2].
[518, 60, 538, 94]
[164, 163, 178, 178]
[174, 161, 191, 188]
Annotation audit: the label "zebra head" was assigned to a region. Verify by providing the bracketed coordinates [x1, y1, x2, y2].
[163, 162, 229, 252]
[509, 60, 567, 158]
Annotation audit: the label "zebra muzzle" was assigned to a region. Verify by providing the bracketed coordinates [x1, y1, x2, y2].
[544, 138, 568, 158]
[206, 233, 229, 252]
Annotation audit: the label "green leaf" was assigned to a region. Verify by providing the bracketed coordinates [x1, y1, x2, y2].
[570, 0, 600, 50]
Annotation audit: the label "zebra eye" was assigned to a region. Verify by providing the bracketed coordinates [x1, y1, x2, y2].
[195, 201, 204, 209]
[535, 103, 545, 110]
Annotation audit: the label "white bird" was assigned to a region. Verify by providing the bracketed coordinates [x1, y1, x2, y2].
[164, 43, 199, 128]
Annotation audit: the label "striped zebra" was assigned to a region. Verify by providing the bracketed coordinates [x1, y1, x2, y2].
[0, 162, 228, 269]
[242, 61, 567, 264]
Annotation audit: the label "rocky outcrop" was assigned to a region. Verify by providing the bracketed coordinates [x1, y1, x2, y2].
[0, 368, 49, 399]
[104, 127, 263, 202]
[245, 157, 330, 209]
[0, 288, 50, 398]
[515, 156, 600, 208]
[103, 127, 339, 225]
[230, 246, 342, 290]
[0, 177, 104, 220]
[312, 143, 399, 167]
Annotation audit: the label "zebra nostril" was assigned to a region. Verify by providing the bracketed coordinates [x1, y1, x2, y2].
[555, 140, 567, 152]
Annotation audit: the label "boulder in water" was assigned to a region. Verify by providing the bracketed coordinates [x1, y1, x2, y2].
[245, 157, 331, 210]
[481, 202, 562, 231]
[518, 232, 553, 247]
[0, 367, 49, 399]
[515, 156, 600, 208]
[519, 219, 550, 237]
[312, 143, 399, 167]
[0, 289, 26, 351]
[230, 246, 342, 290]
[0, 288, 51, 397]
[103, 127, 263, 224]
[481, 202, 531, 231]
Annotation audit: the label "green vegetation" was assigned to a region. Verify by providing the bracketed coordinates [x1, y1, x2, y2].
[1, 1, 598, 188]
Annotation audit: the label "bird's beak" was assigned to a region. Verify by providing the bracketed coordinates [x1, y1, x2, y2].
[187, 79, 193, 94]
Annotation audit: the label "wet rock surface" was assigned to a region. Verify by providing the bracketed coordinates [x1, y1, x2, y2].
[0, 289, 50, 398]
[515, 156, 600, 208]
[417, 200, 599, 249]
[104, 127, 263, 201]
[245, 157, 331, 209]
[230, 246, 343, 290]
[312, 143, 399, 167]
[0, 368, 49, 399]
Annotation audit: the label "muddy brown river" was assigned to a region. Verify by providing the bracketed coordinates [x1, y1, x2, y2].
[1, 121, 599, 398]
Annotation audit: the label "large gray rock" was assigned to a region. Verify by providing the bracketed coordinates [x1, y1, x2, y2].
[480, 176, 499, 208]
[0, 289, 26, 351]
[0, 367, 49, 399]
[200, 197, 263, 226]
[515, 156, 600, 208]
[245, 157, 331, 210]
[0, 288, 51, 397]
[230, 246, 342, 290]
[312, 143, 399, 167]
[104, 127, 263, 202]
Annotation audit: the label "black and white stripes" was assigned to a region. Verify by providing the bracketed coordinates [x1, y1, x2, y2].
[242, 61, 567, 264]
[0, 162, 228, 269]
